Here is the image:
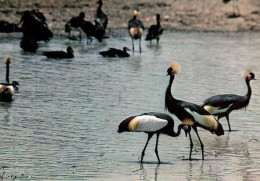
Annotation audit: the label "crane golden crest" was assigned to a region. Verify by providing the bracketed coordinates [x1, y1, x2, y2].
[169, 62, 181, 74]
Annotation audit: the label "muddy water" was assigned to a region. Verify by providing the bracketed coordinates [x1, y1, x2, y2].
[0, 31, 259, 180]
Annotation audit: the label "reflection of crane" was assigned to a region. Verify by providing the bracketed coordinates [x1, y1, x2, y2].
[223, 0, 240, 18]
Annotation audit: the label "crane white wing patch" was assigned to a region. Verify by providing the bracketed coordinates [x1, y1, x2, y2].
[204, 104, 233, 114]
[185, 108, 218, 130]
[128, 115, 168, 132]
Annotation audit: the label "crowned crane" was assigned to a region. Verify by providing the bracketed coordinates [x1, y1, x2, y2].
[145, 14, 163, 44]
[95, 0, 108, 38]
[165, 62, 224, 160]
[128, 10, 144, 53]
[65, 12, 85, 40]
[0, 57, 19, 102]
[202, 70, 256, 131]
[43, 46, 74, 59]
[118, 112, 188, 164]
[99, 47, 130, 58]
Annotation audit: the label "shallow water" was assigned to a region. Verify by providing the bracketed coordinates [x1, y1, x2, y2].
[0, 31, 259, 180]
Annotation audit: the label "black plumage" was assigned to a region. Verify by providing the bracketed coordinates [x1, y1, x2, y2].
[94, 0, 108, 38]
[99, 47, 130, 57]
[145, 14, 163, 44]
[43, 46, 74, 59]
[65, 12, 85, 40]
[165, 62, 224, 160]
[118, 112, 188, 164]
[202, 72, 256, 131]
[80, 20, 103, 45]
[128, 10, 144, 53]
[0, 20, 21, 33]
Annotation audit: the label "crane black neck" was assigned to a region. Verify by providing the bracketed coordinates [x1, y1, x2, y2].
[6, 62, 10, 84]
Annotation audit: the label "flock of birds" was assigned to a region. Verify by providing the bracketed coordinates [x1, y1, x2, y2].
[118, 62, 256, 164]
[0, 0, 255, 165]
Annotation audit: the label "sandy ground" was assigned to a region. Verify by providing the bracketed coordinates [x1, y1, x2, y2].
[0, 0, 260, 37]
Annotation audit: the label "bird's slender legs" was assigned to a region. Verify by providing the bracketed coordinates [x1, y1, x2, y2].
[193, 127, 204, 160]
[141, 133, 153, 164]
[156, 38, 159, 45]
[132, 38, 134, 52]
[188, 130, 193, 160]
[139, 38, 142, 53]
[226, 115, 231, 131]
[155, 133, 160, 164]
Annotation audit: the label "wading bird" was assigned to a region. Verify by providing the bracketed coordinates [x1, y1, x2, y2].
[145, 14, 163, 44]
[202, 70, 256, 131]
[43, 46, 74, 59]
[128, 10, 144, 53]
[81, 20, 103, 45]
[118, 112, 188, 164]
[94, 0, 108, 38]
[0, 57, 19, 102]
[65, 12, 85, 40]
[165, 62, 224, 160]
[99, 47, 130, 57]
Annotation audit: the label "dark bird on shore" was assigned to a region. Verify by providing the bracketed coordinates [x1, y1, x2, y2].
[222, 0, 241, 18]
[81, 20, 103, 45]
[19, 10, 53, 42]
[165, 62, 224, 160]
[202, 70, 256, 131]
[145, 14, 163, 44]
[43, 46, 74, 59]
[0, 20, 21, 33]
[0, 57, 19, 102]
[128, 10, 144, 53]
[20, 36, 38, 52]
[118, 112, 188, 164]
[94, 0, 108, 38]
[65, 12, 85, 40]
[99, 47, 130, 58]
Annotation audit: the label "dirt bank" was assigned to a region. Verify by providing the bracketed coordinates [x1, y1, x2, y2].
[0, 0, 260, 37]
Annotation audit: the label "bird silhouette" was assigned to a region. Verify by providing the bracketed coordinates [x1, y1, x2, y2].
[165, 62, 224, 160]
[99, 47, 130, 57]
[145, 14, 163, 44]
[43, 46, 74, 59]
[65, 12, 85, 40]
[203, 70, 256, 131]
[128, 10, 144, 53]
[95, 0, 108, 38]
[118, 112, 188, 164]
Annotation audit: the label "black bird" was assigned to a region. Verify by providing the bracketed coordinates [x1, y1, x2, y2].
[0, 20, 21, 33]
[202, 70, 256, 131]
[65, 12, 85, 40]
[145, 14, 163, 44]
[94, 0, 108, 38]
[0, 57, 19, 102]
[99, 47, 130, 58]
[165, 62, 224, 160]
[19, 10, 53, 42]
[81, 20, 103, 45]
[20, 36, 38, 52]
[118, 112, 188, 164]
[43, 46, 74, 59]
[128, 10, 144, 53]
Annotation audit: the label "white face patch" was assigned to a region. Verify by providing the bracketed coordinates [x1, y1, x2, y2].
[128, 115, 168, 132]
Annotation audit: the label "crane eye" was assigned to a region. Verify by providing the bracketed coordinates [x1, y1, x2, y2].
[248, 75, 252, 80]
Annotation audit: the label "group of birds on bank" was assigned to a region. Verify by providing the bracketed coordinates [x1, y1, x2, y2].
[118, 62, 256, 164]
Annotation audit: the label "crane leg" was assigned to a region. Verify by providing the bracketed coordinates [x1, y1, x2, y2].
[141, 133, 153, 164]
[188, 130, 193, 160]
[155, 133, 161, 164]
[139, 38, 142, 53]
[226, 115, 231, 131]
[132, 38, 134, 52]
[193, 127, 204, 160]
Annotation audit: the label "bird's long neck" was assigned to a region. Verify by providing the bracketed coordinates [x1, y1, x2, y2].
[245, 78, 252, 102]
[168, 124, 183, 137]
[97, 2, 103, 14]
[156, 17, 161, 27]
[6, 62, 10, 84]
[165, 75, 176, 110]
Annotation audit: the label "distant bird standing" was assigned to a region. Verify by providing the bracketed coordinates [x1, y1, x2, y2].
[0, 57, 19, 102]
[128, 10, 144, 53]
[43, 46, 74, 59]
[99, 47, 130, 58]
[94, 0, 108, 38]
[202, 70, 256, 131]
[65, 12, 85, 40]
[145, 14, 163, 44]
[165, 62, 224, 160]
[81, 20, 103, 45]
[118, 112, 188, 164]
